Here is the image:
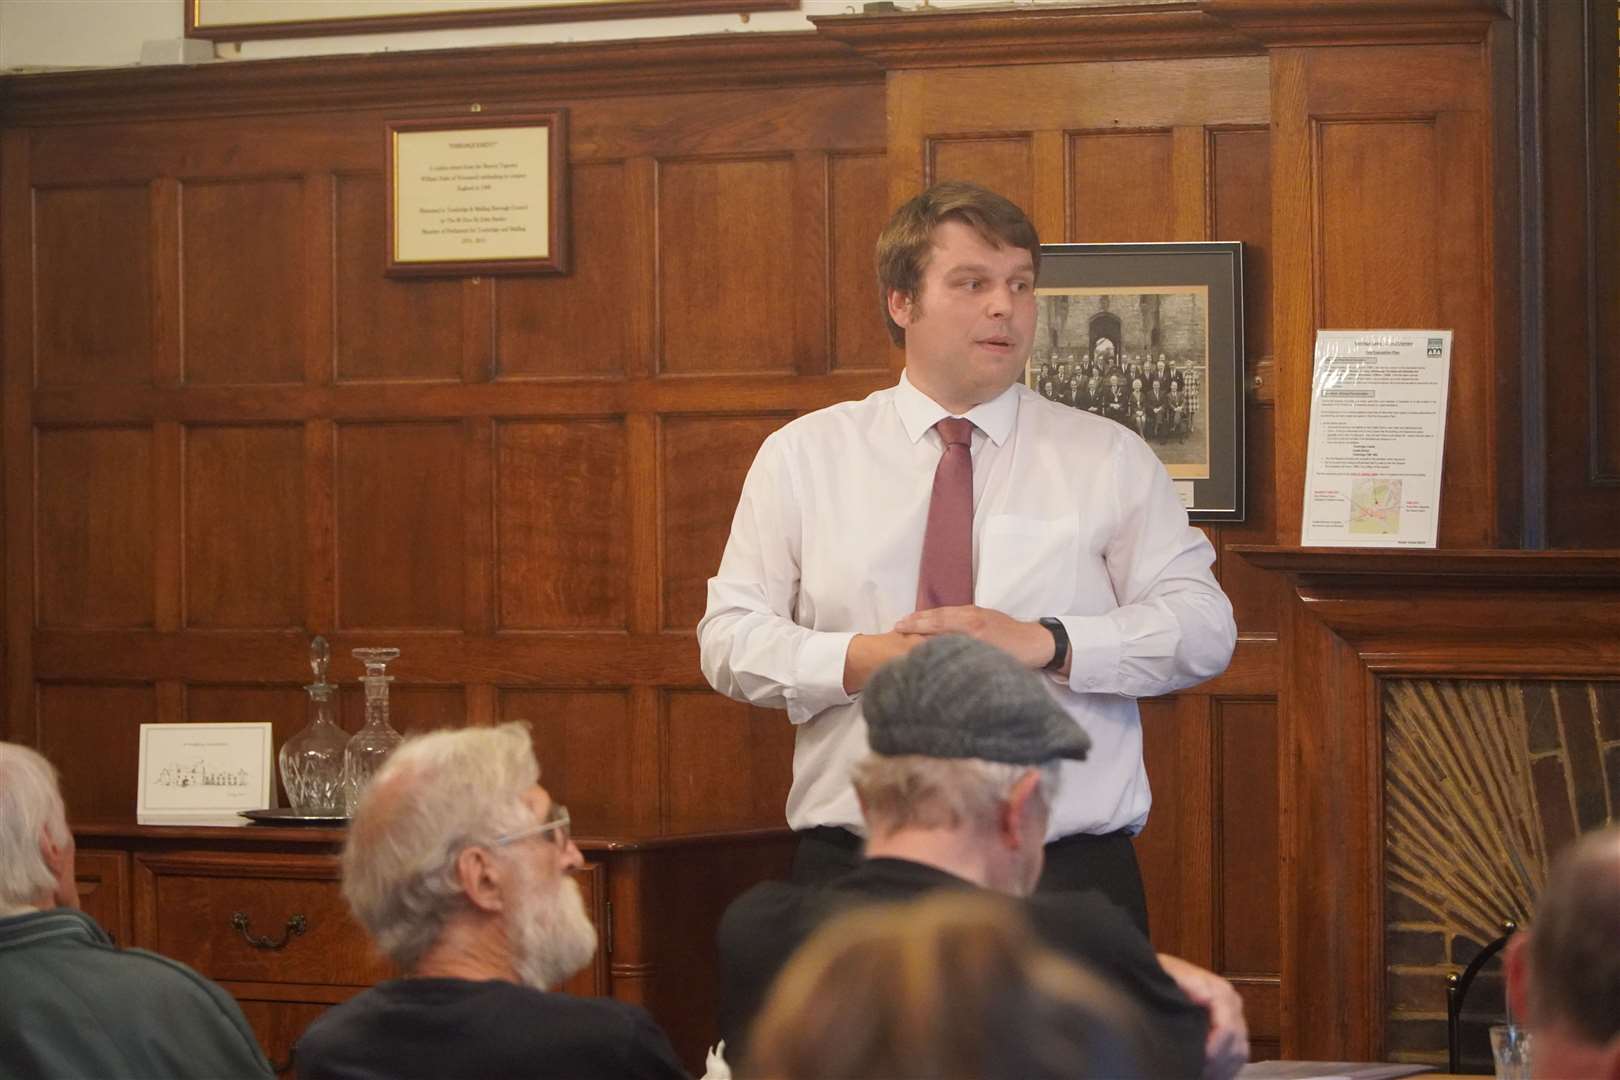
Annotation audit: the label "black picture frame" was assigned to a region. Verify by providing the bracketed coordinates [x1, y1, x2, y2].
[1030, 242, 1245, 524]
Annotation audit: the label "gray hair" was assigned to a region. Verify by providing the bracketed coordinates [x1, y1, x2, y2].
[851, 753, 1060, 836]
[0, 743, 72, 909]
[341, 722, 542, 972]
[1528, 826, 1620, 1042]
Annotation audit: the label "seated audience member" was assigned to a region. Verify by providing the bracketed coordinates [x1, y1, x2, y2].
[1506, 826, 1620, 1079]
[716, 635, 1247, 1078]
[0, 742, 272, 1080]
[295, 723, 686, 1080]
[744, 891, 1162, 1080]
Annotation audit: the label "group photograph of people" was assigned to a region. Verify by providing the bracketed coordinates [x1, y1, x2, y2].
[1026, 289, 1211, 478]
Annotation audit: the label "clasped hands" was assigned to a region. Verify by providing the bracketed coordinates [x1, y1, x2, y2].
[841, 606, 1057, 694]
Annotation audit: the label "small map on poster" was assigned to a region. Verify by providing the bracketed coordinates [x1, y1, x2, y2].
[1301, 330, 1451, 548]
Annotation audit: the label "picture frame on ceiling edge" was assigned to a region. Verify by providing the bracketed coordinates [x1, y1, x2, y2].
[185, 0, 796, 41]
[1030, 242, 1246, 524]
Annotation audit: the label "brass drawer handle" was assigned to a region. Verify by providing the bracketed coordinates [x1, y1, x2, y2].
[230, 911, 307, 950]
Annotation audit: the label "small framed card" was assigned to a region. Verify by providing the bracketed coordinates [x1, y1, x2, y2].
[137, 723, 274, 826]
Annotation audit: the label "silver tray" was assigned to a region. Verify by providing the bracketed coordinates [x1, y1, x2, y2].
[239, 808, 348, 827]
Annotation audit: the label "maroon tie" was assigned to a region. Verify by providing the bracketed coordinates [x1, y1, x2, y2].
[916, 417, 975, 611]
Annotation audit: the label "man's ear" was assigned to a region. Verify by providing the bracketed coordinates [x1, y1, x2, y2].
[1000, 770, 1044, 849]
[455, 846, 507, 915]
[886, 288, 915, 329]
[39, 829, 79, 910]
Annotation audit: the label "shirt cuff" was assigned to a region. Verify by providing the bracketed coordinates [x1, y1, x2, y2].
[1055, 614, 1124, 695]
[785, 630, 858, 724]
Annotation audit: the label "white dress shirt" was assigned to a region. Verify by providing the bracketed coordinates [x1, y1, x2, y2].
[697, 372, 1236, 839]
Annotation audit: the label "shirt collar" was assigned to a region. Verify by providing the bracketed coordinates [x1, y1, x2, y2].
[894, 370, 1020, 447]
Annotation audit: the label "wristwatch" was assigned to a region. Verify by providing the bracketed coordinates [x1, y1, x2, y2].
[1038, 617, 1069, 671]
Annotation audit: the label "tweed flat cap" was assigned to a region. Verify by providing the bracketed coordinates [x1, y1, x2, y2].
[863, 635, 1090, 764]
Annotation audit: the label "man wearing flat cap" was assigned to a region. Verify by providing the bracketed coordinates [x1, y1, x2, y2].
[716, 636, 1248, 1079]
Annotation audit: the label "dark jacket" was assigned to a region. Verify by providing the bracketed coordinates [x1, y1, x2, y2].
[716, 857, 1209, 1075]
[0, 907, 272, 1080]
[295, 976, 688, 1080]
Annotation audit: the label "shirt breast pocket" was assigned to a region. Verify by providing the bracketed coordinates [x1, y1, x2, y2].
[976, 513, 1079, 618]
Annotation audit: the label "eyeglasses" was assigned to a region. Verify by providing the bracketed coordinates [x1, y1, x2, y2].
[493, 804, 571, 849]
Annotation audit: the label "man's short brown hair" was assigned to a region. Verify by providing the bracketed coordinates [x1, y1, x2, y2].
[875, 180, 1042, 347]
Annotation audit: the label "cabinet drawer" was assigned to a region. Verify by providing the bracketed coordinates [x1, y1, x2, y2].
[134, 852, 392, 987]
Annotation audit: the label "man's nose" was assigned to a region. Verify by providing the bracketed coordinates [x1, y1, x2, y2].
[984, 282, 1013, 317]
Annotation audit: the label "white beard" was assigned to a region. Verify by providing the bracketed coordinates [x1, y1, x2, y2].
[508, 868, 599, 991]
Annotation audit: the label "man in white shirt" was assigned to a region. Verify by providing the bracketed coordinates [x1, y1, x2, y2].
[697, 181, 1236, 930]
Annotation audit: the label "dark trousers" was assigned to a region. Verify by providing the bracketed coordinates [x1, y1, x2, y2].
[792, 826, 1150, 937]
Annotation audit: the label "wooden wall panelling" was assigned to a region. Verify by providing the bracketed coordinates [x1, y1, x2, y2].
[495, 161, 630, 379]
[334, 421, 465, 630]
[928, 134, 1035, 211]
[1271, 44, 1496, 547]
[38, 682, 158, 819]
[658, 413, 796, 631]
[1135, 695, 1216, 964]
[186, 424, 306, 629]
[1071, 130, 1176, 243]
[826, 151, 893, 372]
[1, 131, 26, 739]
[661, 690, 794, 833]
[499, 687, 649, 834]
[1217, 697, 1283, 1059]
[1541, 0, 1620, 544]
[74, 849, 132, 945]
[33, 183, 153, 388]
[179, 177, 304, 385]
[495, 419, 628, 631]
[37, 426, 157, 628]
[657, 154, 797, 375]
[333, 173, 464, 383]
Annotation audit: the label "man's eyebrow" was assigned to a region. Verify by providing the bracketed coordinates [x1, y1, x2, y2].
[940, 260, 1034, 276]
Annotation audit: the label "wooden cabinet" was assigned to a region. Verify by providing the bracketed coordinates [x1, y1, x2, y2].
[76, 821, 793, 1077]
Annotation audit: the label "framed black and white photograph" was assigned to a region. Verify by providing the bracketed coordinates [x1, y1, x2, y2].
[1029, 242, 1245, 523]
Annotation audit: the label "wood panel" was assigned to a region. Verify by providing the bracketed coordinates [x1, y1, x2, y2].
[1217, 698, 1281, 975]
[34, 184, 152, 388]
[334, 422, 465, 630]
[659, 413, 794, 630]
[180, 177, 304, 385]
[185, 425, 304, 629]
[657, 156, 796, 374]
[37, 426, 155, 628]
[827, 151, 893, 372]
[494, 419, 628, 631]
[662, 690, 793, 832]
[1541, 0, 1620, 543]
[499, 688, 642, 834]
[334, 173, 464, 383]
[1273, 44, 1496, 547]
[38, 682, 157, 818]
[74, 848, 131, 945]
[927, 135, 1034, 212]
[495, 161, 629, 379]
[1071, 131, 1176, 243]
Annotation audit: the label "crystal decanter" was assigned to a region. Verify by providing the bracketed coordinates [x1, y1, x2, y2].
[343, 647, 404, 816]
[278, 635, 348, 815]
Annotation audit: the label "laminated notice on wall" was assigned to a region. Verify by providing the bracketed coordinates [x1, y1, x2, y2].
[1300, 330, 1452, 548]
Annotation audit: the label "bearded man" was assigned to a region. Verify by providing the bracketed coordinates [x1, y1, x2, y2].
[294, 723, 686, 1080]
